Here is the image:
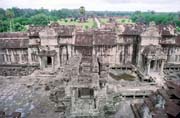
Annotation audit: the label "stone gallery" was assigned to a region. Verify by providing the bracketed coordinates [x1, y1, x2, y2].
[0, 21, 180, 118]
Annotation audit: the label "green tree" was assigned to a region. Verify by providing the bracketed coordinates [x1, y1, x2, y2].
[79, 6, 86, 22]
[121, 19, 125, 23]
[85, 25, 89, 30]
[6, 9, 14, 32]
[0, 20, 9, 32]
[0, 8, 5, 20]
[79, 6, 85, 16]
[14, 22, 26, 31]
[30, 13, 49, 26]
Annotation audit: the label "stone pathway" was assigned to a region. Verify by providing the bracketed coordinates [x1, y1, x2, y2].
[94, 17, 101, 28]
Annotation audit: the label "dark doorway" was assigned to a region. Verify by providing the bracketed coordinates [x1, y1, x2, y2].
[47, 56, 52, 65]
[150, 60, 155, 69]
[78, 88, 94, 98]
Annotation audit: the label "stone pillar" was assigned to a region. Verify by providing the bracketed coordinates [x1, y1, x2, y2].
[4, 54, 7, 63]
[146, 59, 151, 75]
[11, 50, 15, 63]
[71, 89, 75, 111]
[51, 56, 54, 71]
[56, 48, 60, 67]
[92, 45, 96, 56]
[156, 60, 159, 71]
[39, 56, 43, 70]
[28, 48, 32, 64]
[153, 60, 157, 71]
[3, 49, 7, 63]
[59, 47, 62, 66]
[68, 45, 71, 58]
[6, 49, 10, 63]
[19, 50, 22, 64]
[160, 60, 165, 75]
[66, 45, 69, 61]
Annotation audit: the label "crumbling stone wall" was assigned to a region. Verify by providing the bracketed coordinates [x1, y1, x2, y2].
[0, 65, 38, 76]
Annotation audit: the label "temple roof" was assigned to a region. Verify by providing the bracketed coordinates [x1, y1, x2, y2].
[75, 31, 93, 46]
[0, 32, 28, 38]
[75, 30, 116, 46]
[28, 24, 75, 37]
[0, 24, 179, 49]
[94, 30, 116, 45]
[0, 32, 29, 49]
[121, 24, 145, 36]
[159, 25, 176, 36]
[53, 25, 75, 37]
[142, 45, 166, 59]
[28, 26, 45, 37]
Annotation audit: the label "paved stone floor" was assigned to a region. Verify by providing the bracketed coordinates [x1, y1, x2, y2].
[0, 74, 138, 118]
[0, 75, 61, 118]
[0, 66, 159, 118]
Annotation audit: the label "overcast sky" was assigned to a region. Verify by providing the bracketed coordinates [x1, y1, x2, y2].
[0, 0, 180, 12]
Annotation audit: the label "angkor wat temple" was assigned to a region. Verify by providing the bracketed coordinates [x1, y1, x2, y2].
[0, 22, 179, 76]
[0, 22, 180, 118]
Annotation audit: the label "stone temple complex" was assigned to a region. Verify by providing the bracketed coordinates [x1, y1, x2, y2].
[0, 21, 180, 118]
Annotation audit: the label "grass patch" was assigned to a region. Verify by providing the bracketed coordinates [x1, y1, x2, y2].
[99, 18, 134, 24]
[57, 18, 96, 30]
[109, 72, 135, 81]
[100, 18, 109, 24]
[116, 18, 134, 24]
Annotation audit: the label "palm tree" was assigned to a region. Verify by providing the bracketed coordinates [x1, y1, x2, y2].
[6, 9, 14, 32]
[79, 6, 85, 16]
[79, 6, 86, 22]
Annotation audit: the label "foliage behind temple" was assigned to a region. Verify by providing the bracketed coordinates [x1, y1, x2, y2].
[0, 7, 180, 32]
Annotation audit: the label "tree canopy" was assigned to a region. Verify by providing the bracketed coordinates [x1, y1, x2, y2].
[131, 11, 180, 26]
[30, 13, 49, 26]
[0, 7, 179, 32]
[79, 6, 85, 16]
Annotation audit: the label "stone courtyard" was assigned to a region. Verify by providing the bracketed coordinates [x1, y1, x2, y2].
[0, 54, 160, 118]
[0, 19, 180, 118]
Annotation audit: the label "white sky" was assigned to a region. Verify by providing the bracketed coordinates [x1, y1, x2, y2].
[0, 0, 180, 12]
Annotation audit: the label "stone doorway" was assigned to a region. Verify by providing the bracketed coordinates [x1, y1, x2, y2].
[150, 60, 155, 69]
[47, 56, 52, 66]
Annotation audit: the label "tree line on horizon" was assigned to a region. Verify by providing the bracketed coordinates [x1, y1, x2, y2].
[0, 7, 180, 32]
[131, 11, 180, 29]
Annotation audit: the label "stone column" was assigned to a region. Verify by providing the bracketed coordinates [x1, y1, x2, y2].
[3, 50, 7, 63]
[92, 45, 96, 56]
[66, 45, 69, 61]
[68, 45, 71, 58]
[59, 47, 62, 66]
[19, 50, 22, 64]
[6, 49, 10, 63]
[146, 59, 151, 75]
[4, 54, 7, 63]
[56, 48, 60, 67]
[156, 60, 159, 71]
[160, 60, 165, 75]
[51, 56, 54, 71]
[154, 60, 157, 71]
[39, 56, 43, 70]
[28, 48, 32, 64]
[11, 50, 15, 63]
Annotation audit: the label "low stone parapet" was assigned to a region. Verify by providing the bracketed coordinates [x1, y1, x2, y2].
[0, 64, 39, 76]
